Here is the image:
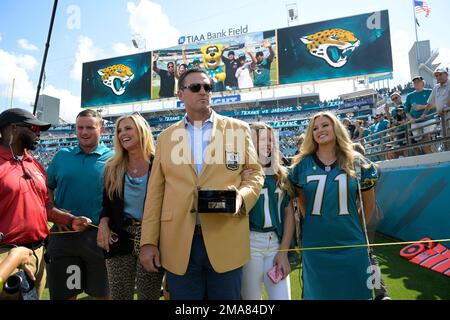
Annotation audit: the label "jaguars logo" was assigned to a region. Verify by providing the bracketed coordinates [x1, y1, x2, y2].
[97, 64, 134, 96]
[300, 28, 360, 68]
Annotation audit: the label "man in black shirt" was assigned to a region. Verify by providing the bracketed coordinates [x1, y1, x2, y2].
[222, 47, 239, 90]
[153, 53, 175, 98]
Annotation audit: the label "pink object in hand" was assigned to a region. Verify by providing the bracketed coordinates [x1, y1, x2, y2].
[267, 265, 283, 284]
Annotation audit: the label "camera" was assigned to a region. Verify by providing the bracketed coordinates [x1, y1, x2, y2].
[3, 270, 38, 300]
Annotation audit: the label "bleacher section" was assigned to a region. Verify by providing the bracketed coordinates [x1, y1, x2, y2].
[34, 90, 450, 167]
[34, 91, 382, 167]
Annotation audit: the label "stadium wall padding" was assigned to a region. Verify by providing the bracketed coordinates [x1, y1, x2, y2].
[375, 159, 450, 241]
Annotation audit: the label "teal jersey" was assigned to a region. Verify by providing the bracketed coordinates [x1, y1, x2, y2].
[373, 119, 390, 145]
[249, 175, 291, 240]
[253, 58, 272, 87]
[290, 154, 378, 300]
[205, 66, 224, 84]
[205, 65, 225, 91]
[404, 89, 432, 120]
[363, 128, 371, 140]
[390, 108, 398, 119]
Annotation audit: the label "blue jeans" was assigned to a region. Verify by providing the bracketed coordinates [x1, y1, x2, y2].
[166, 235, 242, 300]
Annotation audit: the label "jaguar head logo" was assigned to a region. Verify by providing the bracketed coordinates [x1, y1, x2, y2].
[300, 28, 360, 68]
[98, 64, 134, 96]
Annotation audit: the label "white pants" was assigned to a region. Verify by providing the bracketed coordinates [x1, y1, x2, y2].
[411, 119, 436, 141]
[241, 231, 291, 300]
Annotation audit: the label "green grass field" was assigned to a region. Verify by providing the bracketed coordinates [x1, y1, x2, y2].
[39, 234, 449, 300]
[368, 235, 449, 300]
[261, 234, 450, 300]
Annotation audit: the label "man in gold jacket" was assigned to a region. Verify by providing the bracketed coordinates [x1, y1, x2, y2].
[140, 69, 264, 300]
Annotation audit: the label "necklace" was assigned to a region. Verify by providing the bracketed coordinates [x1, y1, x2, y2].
[128, 164, 147, 178]
[128, 157, 148, 177]
[316, 154, 336, 172]
[128, 167, 141, 178]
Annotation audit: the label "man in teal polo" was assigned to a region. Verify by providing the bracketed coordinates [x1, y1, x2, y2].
[46, 109, 113, 300]
[404, 76, 434, 154]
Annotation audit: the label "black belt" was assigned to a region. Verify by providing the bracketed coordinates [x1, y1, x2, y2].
[123, 218, 142, 227]
[193, 225, 202, 236]
[18, 240, 44, 250]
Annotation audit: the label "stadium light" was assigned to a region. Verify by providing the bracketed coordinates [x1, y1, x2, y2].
[286, 2, 299, 26]
[131, 33, 147, 52]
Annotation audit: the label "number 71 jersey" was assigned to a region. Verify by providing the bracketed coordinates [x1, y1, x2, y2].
[289, 154, 378, 248]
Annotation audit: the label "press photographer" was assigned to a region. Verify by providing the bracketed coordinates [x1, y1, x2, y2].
[0, 243, 37, 300]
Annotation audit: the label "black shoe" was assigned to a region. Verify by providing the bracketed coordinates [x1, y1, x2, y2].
[375, 293, 391, 300]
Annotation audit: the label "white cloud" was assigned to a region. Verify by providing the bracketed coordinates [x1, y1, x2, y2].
[112, 42, 139, 56]
[15, 54, 38, 71]
[0, 49, 38, 108]
[0, 48, 81, 123]
[18, 38, 39, 51]
[127, 0, 180, 50]
[42, 85, 82, 123]
[391, 30, 412, 85]
[70, 35, 104, 81]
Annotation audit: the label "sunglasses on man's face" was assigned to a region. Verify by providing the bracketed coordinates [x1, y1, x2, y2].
[15, 123, 40, 133]
[182, 83, 212, 93]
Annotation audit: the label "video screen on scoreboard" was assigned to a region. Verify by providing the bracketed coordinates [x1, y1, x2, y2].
[80, 11, 393, 107]
[151, 30, 277, 99]
[277, 10, 393, 84]
[81, 52, 152, 108]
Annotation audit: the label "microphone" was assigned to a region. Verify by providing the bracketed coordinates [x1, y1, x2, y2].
[23, 171, 32, 179]
[0, 232, 4, 242]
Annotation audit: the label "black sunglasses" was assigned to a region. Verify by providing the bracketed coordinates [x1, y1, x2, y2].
[182, 83, 212, 93]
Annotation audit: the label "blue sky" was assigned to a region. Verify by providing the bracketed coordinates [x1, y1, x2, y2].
[0, 0, 449, 121]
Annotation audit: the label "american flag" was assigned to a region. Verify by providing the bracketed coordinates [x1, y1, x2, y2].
[414, 0, 431, 17]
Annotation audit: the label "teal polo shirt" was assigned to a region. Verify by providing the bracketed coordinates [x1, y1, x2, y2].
[404, 88, 432, 120]
[254, 58, 272, 87]
[47, 143, 114, 225]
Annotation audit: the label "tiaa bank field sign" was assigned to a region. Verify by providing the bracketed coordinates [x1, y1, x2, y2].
[178, 25, 249, 45]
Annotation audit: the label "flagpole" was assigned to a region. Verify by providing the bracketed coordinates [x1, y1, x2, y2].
[412, 0, 420, 72]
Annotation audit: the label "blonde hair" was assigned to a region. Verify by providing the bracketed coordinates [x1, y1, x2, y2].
[352, 142, 366, 156]
[104, 114, 155, 199]
[291, 111, 358, 177]
[250, 122, 294, 198]
[297, 133, 305, 149]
